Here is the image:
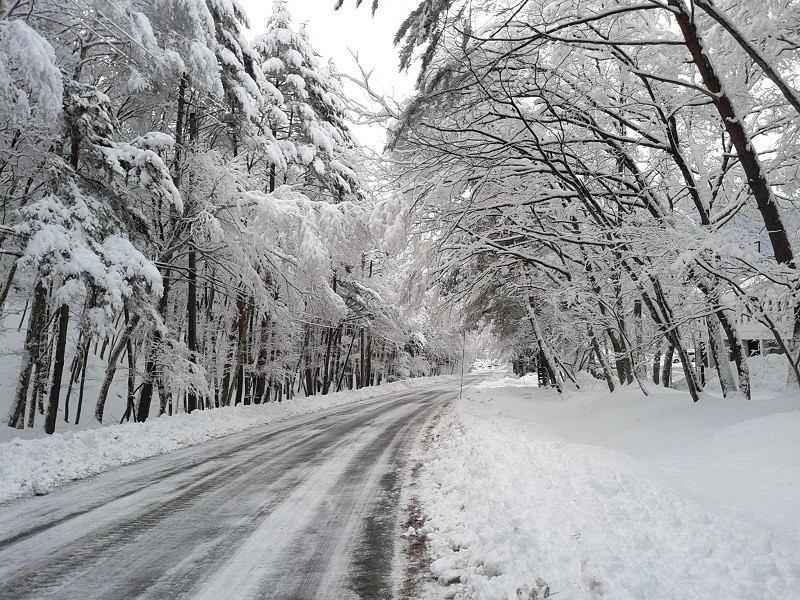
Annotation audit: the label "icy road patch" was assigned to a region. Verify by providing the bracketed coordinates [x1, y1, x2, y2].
[415, 376, 800, 599]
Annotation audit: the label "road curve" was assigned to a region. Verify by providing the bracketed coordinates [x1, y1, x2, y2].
[0, 381, 457, 599]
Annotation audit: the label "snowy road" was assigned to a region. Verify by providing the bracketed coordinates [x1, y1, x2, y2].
[0, 381, 457, 599]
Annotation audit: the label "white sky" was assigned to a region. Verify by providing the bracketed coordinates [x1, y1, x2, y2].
[239, 0, 417, 149]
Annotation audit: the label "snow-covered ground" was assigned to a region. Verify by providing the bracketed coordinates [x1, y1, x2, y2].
[415, 369, 800, 599]
[0, 375, 457, 505]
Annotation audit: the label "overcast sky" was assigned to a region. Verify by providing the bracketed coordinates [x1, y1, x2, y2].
[239, 0, 417, 149]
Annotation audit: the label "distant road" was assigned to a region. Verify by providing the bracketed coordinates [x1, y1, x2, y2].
[0, 381, 460, 599]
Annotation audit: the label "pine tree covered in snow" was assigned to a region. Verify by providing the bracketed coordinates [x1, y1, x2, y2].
[252, 1, 358, 200]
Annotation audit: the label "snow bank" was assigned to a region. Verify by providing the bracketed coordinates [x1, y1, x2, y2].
[416, 379, 800, 599]
[475, 373, 538, 388]
[0, 376, 456, 504]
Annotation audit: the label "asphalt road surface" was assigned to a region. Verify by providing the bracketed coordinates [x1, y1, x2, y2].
[0, 381, 459, 599]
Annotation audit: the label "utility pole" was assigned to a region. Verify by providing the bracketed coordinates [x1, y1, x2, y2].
[460, 328, 466, 400]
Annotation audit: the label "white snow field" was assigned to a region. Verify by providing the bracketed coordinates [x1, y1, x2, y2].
[0, 375, 457, 504]
[417, 368, 800, 600]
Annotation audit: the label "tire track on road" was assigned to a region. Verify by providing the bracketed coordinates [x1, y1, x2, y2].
[0, 383, 456, 599]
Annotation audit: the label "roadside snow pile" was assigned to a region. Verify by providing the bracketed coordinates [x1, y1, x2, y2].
[476, 373, 538, 389]
[0, 375, 456, 504]
[417, 379, 800, 599]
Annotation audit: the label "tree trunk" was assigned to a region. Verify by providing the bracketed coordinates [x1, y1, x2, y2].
[590, 327, 615, 392]
[44, 303, 69, 434]
[707, 314, 737, 397]
[605, 329, 629, 385]
[661, 343, 674, 388]
[693, 0, 800, 116]
[254, 314, 271, 403]
[172, 77, 187, 186]
[222, 295, 248, 407]
[526, 295, 563, 393]
[73, 338, 90, 424]
[95, 315, 139, 423]
[328, 326, 342, 393]
[358, 328, 366, 389]
[0, 259, 17, 318]
[364, 331, 372, 388]
[138, 344, 159, 421]
[337, 328, 357, 392]
[670, 0, 795, 266]
[322, 325, 340, 395]
[7, 281, 46, 428]
[158, 370, 171, 416]
[612, 273, 634, 385]
[670, 329, 701, 401]
[585, 258, 632, 385]
[30, 299, 52, 426]
[633, 299, 645, 378]
[186, 248, 198, 412]
[717, 308, 751, 400]
[303, 326, 315, 396]
[627, 263, 702, 401]
[121, 310, 138, 423]
[670, 0, 800, 378]
[652, 347, 662, 385]
[137, 271, 170, 422]
[64, 323, 88, 423]
[695, 275, 751, 399]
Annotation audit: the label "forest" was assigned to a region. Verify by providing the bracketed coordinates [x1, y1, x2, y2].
[0, 0, 463, 434]
[1, 0, 799, 435]
[382, 0, 800, 402]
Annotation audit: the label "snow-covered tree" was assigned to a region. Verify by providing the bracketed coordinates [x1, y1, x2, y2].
[1, 0, 426, 437]
[387, 0, 800, 398]
[252, 1, 358, 200]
